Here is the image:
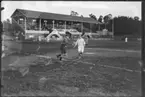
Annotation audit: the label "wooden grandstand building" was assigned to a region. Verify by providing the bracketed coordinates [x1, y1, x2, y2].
[11, 9, 99, 39]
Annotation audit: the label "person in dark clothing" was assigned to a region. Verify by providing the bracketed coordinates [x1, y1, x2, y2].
[57, 31, 71, 61]
[61, 36, 68, 53]
[57, 35, 68, 61]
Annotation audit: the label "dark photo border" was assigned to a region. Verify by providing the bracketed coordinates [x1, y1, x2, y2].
[142, 1, 145, 97]
[0, 0, 144, 97]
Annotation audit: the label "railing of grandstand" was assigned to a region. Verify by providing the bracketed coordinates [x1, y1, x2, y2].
[21, 21, 84, 33]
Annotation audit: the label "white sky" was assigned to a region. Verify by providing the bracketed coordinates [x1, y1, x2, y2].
[1, 1, 141, 21]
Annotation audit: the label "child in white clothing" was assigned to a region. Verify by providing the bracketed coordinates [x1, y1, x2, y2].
[74, 35, 86, 57]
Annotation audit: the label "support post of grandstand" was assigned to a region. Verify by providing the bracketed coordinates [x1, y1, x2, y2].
[98, 23, 100, 31]
[25, 17, 27, 31]
[71, 22, 73, 29]
[18, 19, 19, 24]
[90, 23, 91, 33]
[52, 20, 55, 29]
[81, 22, 83, 32]
[64, 21, 66, 31]
[39, 18, 41, 31]
[112, 18, 114, 38]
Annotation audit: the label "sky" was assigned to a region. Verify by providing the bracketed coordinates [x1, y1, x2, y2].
[1, 1, 141, 21]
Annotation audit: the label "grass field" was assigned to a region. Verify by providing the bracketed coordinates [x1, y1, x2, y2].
[1, 40, 141, 96]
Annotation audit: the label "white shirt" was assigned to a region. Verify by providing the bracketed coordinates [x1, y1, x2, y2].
[75, 37, 86, 47]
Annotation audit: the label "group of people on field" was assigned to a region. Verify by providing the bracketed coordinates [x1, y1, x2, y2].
[57, 31, 89, 61]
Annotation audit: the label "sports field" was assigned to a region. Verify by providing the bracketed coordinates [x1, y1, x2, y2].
[1, 40, 141, 96]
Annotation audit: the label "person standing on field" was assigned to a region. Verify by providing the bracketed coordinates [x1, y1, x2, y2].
[74, 34, 86, 58]
[57, 31, 72, 61]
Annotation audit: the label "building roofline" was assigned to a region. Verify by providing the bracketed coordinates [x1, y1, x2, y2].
[11, 9, 99, 24]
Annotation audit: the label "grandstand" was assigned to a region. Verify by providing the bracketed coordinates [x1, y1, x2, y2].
[11, 9, 99, 40]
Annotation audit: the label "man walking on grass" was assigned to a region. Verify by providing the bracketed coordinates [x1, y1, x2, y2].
[74, 34, 86, 58]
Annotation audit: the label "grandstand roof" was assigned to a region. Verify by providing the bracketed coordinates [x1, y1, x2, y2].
[11, 9, 98, 24]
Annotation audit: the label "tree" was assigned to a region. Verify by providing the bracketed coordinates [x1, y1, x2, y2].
[97, 15, 103, 31]
[98, 15, 103, 23]
[2, 19, 16, 37]
[108, 14, 112, 20]
[134, 16, 139, 21]
[81, 15, 83, 17]
[113, 16, 141, 36]
[103, 15, 108, 29]
[3, 19, 11, 32]
[103, 14, 112, 29]
[70, 11, 79, 16]
[89, 13, 97, 20]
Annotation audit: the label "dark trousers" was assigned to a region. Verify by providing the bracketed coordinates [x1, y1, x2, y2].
[60, 44, 67, 55]
[57, 44, 67, 60]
